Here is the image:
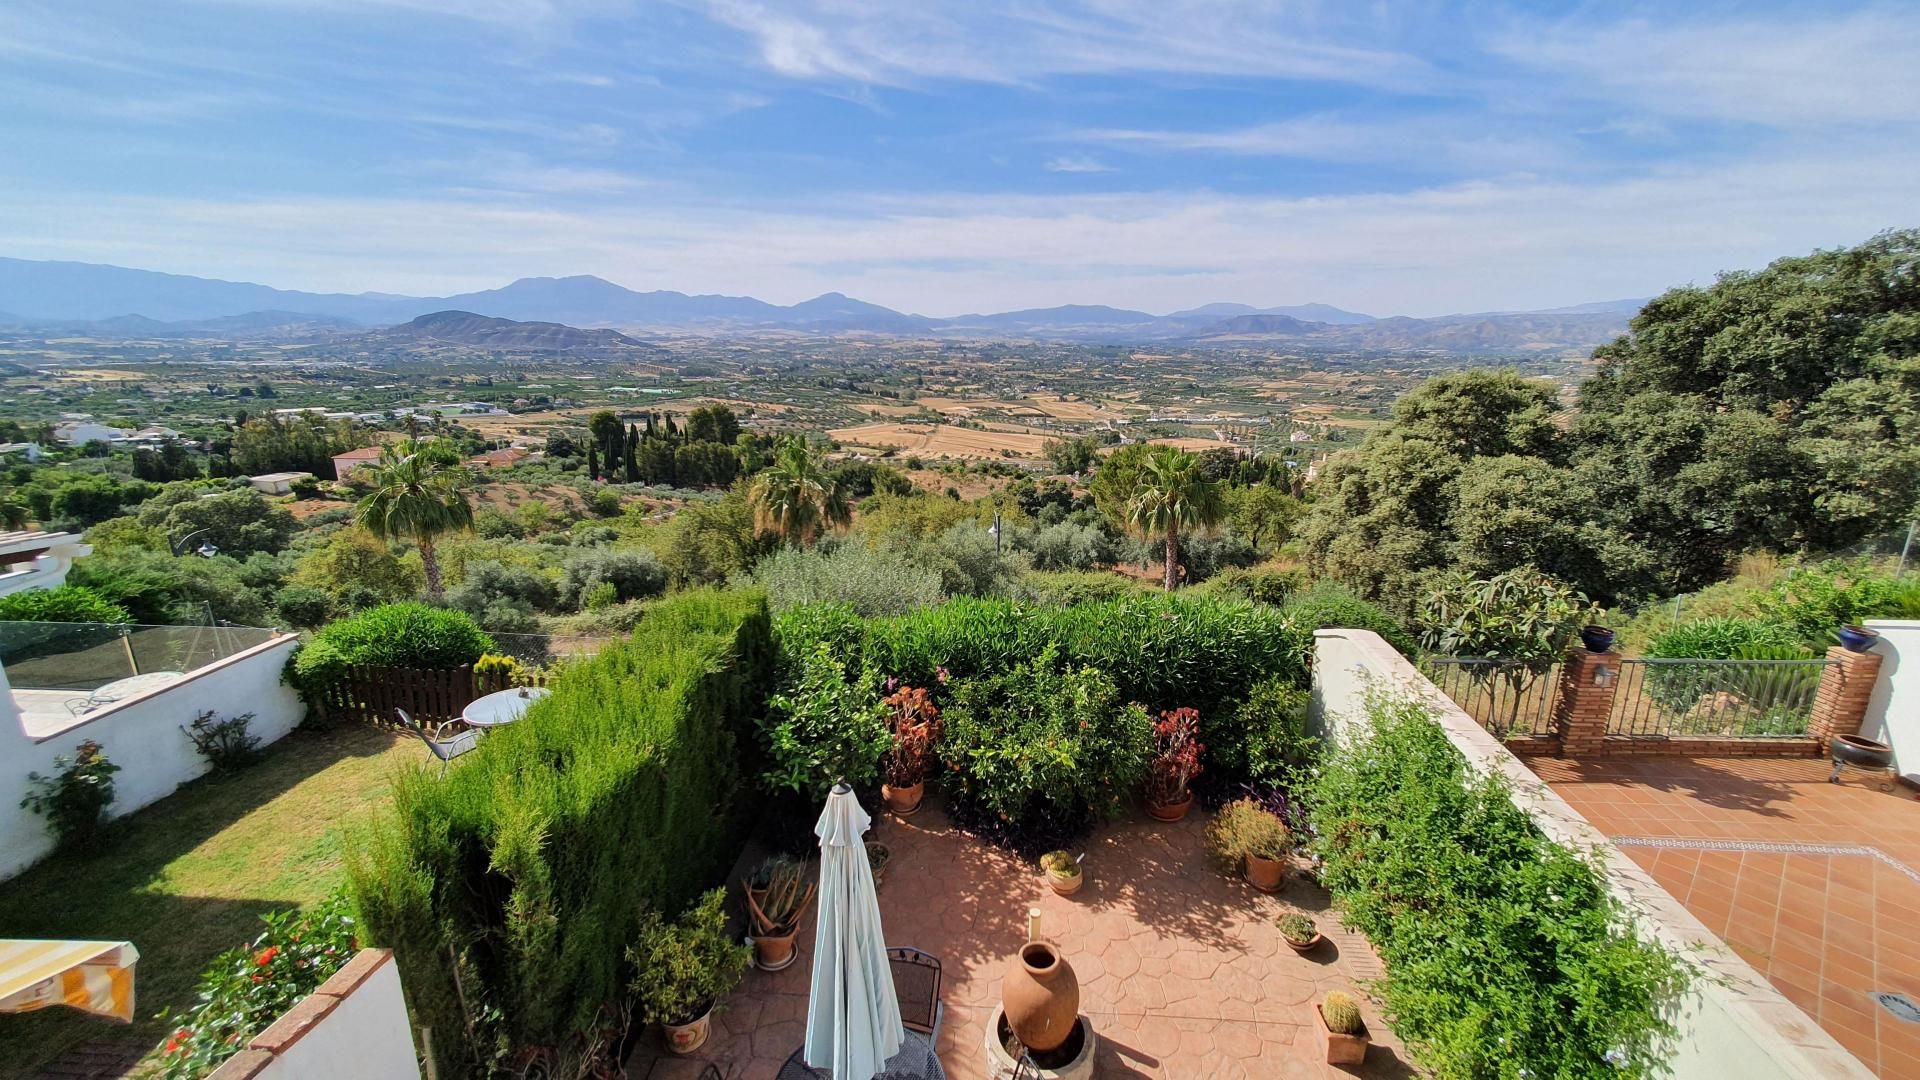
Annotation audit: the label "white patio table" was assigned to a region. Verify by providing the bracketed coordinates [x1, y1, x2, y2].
[461, 686, 550, 730]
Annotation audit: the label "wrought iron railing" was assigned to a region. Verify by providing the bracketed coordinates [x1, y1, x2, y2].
[1609, 657, 1834, 738]
[1421, 657, 1563, 738]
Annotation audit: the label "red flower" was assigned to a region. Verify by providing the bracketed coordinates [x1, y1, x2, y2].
[165, 1029, 189, 1054]
[254, 946, 278, 967]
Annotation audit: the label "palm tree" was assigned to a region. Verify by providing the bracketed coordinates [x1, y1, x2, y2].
[355, 440, 472, 601]
[1127, 446, 1224, 591]
[749, 439, 850, 547]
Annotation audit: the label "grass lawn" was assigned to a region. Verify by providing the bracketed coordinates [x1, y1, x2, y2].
[0, 725, 417, 1078]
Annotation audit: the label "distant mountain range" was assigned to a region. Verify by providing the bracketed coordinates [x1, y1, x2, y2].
[0, 256, 1646, 352]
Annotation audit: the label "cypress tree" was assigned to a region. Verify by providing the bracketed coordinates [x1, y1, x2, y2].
[587, 441, 598, 480]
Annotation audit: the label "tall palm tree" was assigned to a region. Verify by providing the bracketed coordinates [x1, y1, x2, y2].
[1127, 446, 1224, 591]
[355, 440, 472, 601]
[749, 439, 850, 547]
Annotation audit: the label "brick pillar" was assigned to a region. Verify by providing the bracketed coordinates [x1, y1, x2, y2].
[1552, 647, 1622, 757]
[1807, 646, 1883, 744]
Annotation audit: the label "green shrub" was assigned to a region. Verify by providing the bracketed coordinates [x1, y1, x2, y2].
[559, 548, 667, 609]
[750, 543, 944, 616]
[1200, 566, 1306, 606]
[1755, 562, 1920, 645]
[1311, 695, 1687, 1077]
[1644, 617, 1808, 711]
[939, 646, 1153, 832]
[182, 710, 261, 770]
[0, 584, 131, 623]
[1213, 676, 1313, 785]
[1011, 570, 1142, 607]
[1204, 797, 1292, 869]
[1278, 581, 1416, 659]
[348, 589, 771, 1074]
[627, 888, 750, 1026]
[272, 585, 333, 629]
[291, 603, 493, 690]
[856, 592, 1310, 720]
[20, 739, 119, 853]
[156, 892, 358, 1079]
[761, 641, 890, 798]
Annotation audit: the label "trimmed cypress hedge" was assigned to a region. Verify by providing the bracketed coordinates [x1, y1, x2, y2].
[347, 589, 772, 1073]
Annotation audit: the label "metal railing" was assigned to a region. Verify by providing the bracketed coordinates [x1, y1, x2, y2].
[1610, 658, 1834, 738]
[1421, 657, 1563, 738]
[0, 620, 279, 692]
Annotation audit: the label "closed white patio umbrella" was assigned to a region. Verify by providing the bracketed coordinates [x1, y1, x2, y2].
[804, 784, 904, 1079]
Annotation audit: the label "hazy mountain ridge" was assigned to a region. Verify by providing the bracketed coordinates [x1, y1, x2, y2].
[0, 256, 1642, 351]
[370, 310, 649, 350]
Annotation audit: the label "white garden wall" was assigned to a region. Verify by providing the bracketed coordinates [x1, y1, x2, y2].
[209, 949, 420, 1080]
[1860, 620, 1920, 786]
[1311, 628, 1872, 1080]
[0, 633, 304, 880]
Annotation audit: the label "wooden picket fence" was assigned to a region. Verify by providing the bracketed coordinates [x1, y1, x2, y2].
[311, 664, 548, 728]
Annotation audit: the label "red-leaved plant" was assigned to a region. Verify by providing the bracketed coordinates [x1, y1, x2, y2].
[1145, 707, 1204, 806]
[882, 685, 942, 787]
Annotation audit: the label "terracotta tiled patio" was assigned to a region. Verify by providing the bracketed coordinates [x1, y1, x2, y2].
[630, 794, 1414, 1079]
[1528, 755, 1920, 1078]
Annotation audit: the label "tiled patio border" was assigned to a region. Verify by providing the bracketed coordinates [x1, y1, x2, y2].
[1611, 836, 1920, 887]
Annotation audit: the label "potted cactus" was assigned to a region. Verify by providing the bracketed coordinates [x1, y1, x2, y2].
[1040, 850, 1083, 896]
[1205, 798, 1292, 892]
[1314, 991, 1369, 1064]
[1276, 912, 1321, 953]
[744, 855, 817, 971]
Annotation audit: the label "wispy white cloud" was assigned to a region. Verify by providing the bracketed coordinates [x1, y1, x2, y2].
[1490, 8, 1920, 129]
[1044, 155, 1112, 174]
[695, 0, 1432, 90]
[1072, 112, 1567, 175]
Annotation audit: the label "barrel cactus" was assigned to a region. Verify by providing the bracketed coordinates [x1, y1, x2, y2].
[1321, 991, 1363, 1034]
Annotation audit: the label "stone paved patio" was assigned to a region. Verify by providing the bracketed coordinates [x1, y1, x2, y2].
[1528, 755, 1920, 1078]
[630, 793, 1414, 1079]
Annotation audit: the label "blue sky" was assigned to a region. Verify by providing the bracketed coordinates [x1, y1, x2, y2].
[1, 1, 1915, 317]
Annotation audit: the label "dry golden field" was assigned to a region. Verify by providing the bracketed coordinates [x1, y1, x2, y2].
[829, 421, 1052, 459]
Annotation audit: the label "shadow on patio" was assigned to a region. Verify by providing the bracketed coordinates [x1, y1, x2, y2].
[630, 790, 1414, 1080]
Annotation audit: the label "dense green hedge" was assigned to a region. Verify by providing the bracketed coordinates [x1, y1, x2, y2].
[347, 589, 772, 1073]
[778, 592, 1312, 720]
[1310, 695, 1688, 1078]
[0, 584, 132, 623]
[290, 602, 494, 689]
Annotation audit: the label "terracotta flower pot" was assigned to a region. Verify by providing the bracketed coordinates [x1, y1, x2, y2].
[1045, 868, 1083, 896]
[753, 931, 799, 971]
[1145, 791, 1192, 822]
[882, 781, 925, 815]
[1282, 932, 1323, 955]
[662, 1004, 714, 1055]
[1244, 852, 1286, 893]
[1003, 942, 1080, 1054]
[1313, 1003, 1369, 1065]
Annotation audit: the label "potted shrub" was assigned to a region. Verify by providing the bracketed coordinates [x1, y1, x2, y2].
[1040, 850, 1083, 896]
[881, 685, 942, 815]
[1144, 706, 1204, 821]
[1276, 912, 1321, 953]
[866, 840, 891, 889]
[1313, 991, 1369, 1064]
[744, 856, 817, 971]
[627, 889, 749, 1056]
[1580, 624, 1615, 653]
[1838, 625, 1879, 653]
[1205, 798, 1292, 892]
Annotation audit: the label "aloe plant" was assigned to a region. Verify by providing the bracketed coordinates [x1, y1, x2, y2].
[744, 856, 817, 937]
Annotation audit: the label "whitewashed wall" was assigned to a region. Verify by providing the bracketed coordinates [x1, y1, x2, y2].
[1311, 629, 1872, 1080]
[0, 634, 304, 880]
[1860, 620, 1920, 785]
[208, 949, 420, 1080]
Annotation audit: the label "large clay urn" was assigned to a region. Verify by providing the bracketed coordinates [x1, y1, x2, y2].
[1003, 942, 1080, 1053]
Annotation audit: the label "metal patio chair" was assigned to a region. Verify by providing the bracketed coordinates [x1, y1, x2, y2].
[395, 707, 478, 775]
[887, 946, 944, 1039]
